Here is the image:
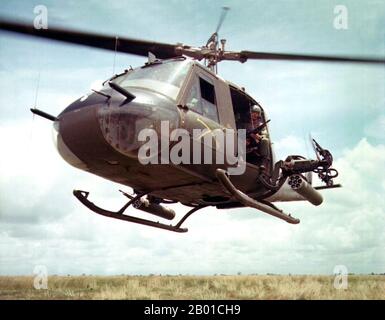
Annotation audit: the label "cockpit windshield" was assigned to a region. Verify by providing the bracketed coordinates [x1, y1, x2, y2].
[109, 59, 192, 100]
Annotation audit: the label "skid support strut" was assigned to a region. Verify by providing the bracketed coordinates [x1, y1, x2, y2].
[73, 190, 207, 233]
[216, 169, 299, 224]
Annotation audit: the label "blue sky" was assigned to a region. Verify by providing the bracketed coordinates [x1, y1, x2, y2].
[0, 0, 384, 276]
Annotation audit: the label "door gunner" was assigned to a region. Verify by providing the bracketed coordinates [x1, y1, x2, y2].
[246, 105, 270, 171]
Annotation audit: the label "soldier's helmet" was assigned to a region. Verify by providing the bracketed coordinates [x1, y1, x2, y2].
[251, 105, 261, 114]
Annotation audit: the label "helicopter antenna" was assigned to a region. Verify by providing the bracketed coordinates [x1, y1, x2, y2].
[29, 67, 41, 144]
[205, 6, 230, 73]
[112, 36, 118, 75]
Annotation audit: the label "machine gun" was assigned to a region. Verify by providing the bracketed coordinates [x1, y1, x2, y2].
[258, 137, 340, 191]
[246, 119, 270, 137]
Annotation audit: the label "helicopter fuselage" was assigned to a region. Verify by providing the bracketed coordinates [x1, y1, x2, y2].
[53, 58, 279, 207]
[54, 87, 266, 206]
[52, 57, 326, 210]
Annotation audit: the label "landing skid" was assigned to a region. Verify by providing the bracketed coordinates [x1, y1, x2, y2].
[216, 169, 300, 224]
[73, 190, 207, 233]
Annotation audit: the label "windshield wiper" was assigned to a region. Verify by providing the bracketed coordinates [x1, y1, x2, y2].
[92, 89, 111, 100]
[108, 81, 136, 104]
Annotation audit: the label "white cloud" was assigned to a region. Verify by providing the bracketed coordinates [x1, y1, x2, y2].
[272, 134, 309, 160]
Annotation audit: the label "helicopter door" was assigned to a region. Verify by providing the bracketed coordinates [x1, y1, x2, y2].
[229, 86, 273, 168]
[181, 65, 236, 129]
[230, 86, 255, 130]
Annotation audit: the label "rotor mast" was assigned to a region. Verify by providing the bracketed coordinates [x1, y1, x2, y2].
[174, 7, 248, 72]
[204, 6, 230, 73]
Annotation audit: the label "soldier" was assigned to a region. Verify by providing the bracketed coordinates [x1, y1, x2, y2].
[247, 105, 270, 171]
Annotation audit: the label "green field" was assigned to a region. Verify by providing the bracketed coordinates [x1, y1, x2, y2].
[0, 275, 384, 300]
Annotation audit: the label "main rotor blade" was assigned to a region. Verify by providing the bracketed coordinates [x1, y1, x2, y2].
[239, 51, 385, 64]
[0, 19, 178, 59]
[215, 6, 230, 34]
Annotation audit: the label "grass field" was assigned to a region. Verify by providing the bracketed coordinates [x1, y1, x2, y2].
[0, 275, 384, 300]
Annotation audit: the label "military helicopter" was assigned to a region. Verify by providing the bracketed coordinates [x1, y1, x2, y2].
[1, 9, 384, 233]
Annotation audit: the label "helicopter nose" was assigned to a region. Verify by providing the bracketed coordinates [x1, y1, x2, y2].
[54, 91, 180, 170]
[52, 119, 88, 171]
[53, 103, 102, 171]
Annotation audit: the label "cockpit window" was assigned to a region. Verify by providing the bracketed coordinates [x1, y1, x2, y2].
[110, 59, 192, 100]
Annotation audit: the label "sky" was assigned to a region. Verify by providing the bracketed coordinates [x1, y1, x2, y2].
[0, 0, 384, 276]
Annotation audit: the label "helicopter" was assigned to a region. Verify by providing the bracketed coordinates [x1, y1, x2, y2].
[1, 9, 384, 233]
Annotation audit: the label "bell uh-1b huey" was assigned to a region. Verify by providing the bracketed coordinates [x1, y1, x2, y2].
[1, 8, 384, 233]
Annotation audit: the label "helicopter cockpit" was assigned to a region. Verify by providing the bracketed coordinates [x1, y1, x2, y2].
[106, 58, 193, 101]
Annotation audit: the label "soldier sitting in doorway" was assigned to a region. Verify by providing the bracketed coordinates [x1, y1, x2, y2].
[246, 105, 270, 171]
